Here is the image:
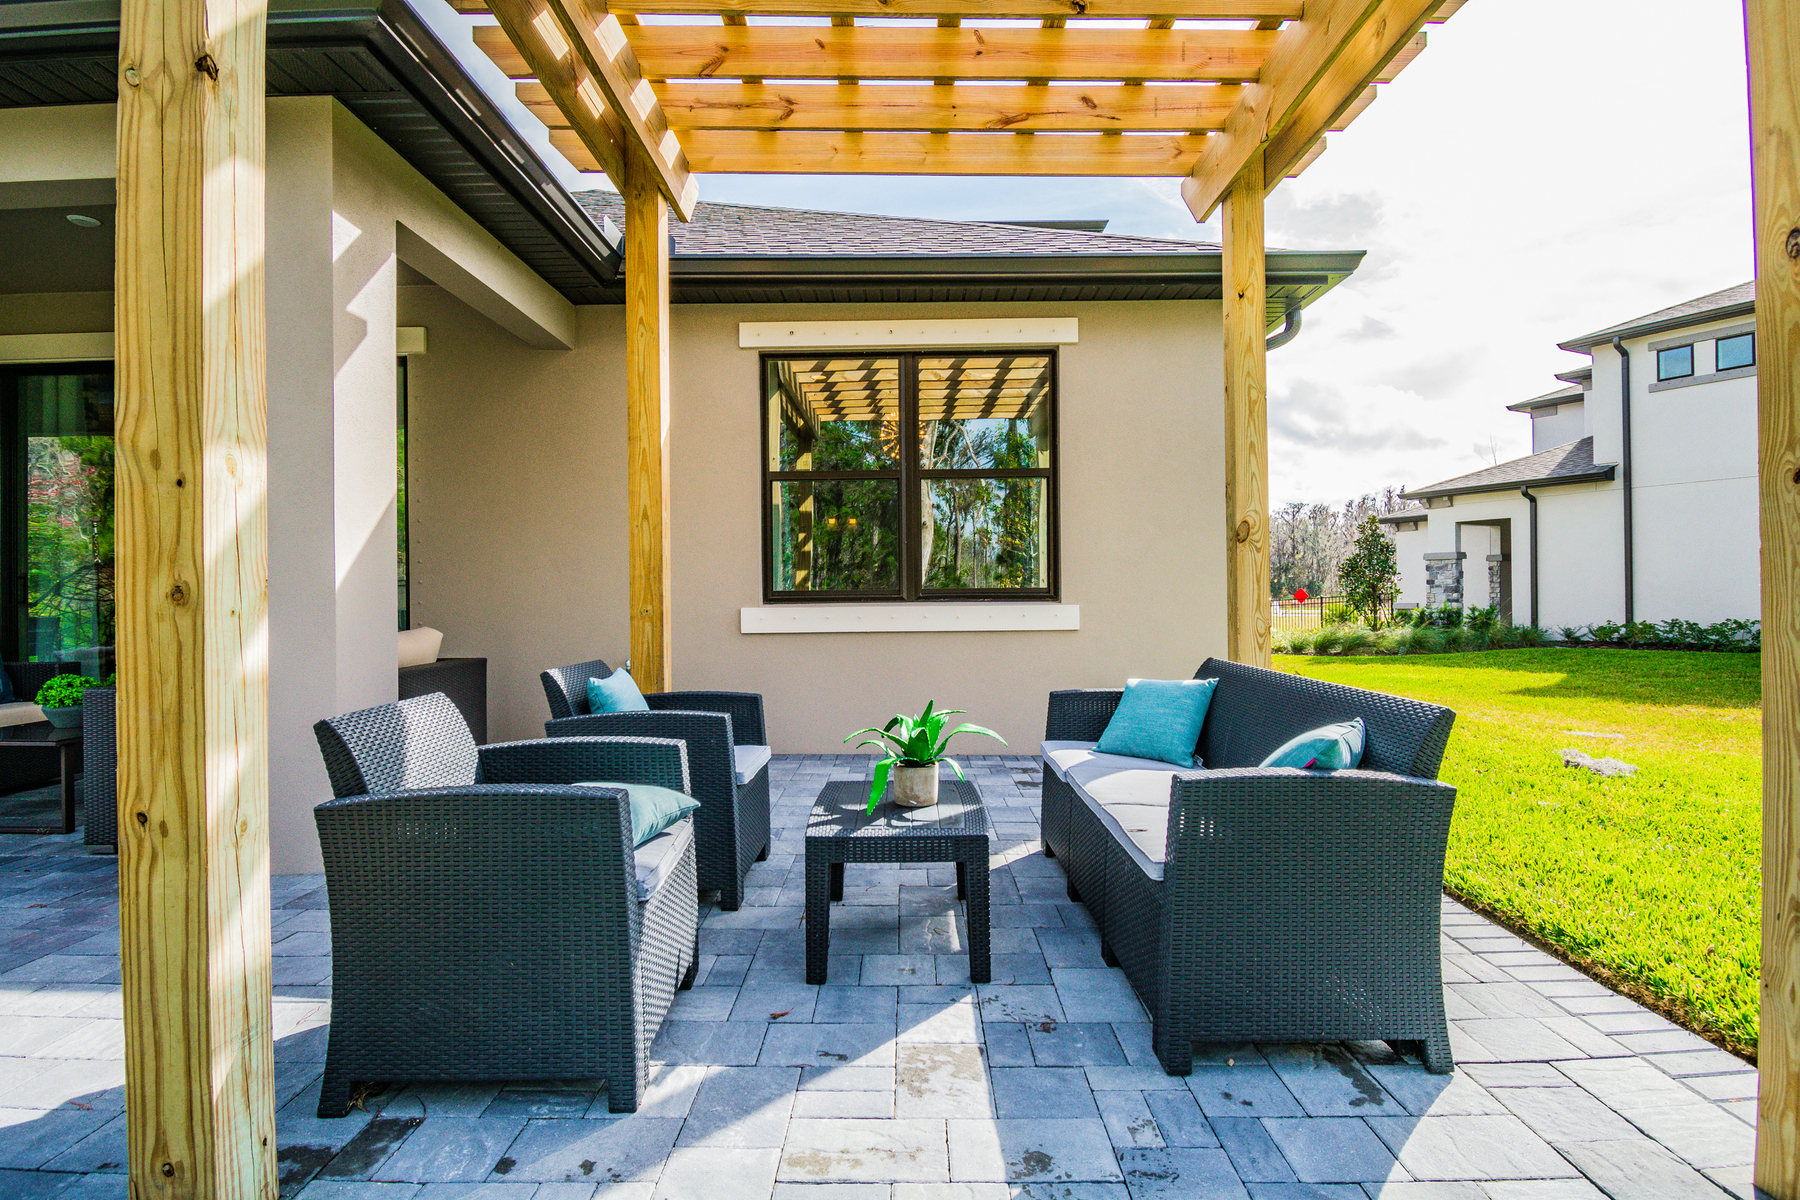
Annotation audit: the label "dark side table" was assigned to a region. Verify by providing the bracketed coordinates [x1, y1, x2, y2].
[0, 723, 82, 835]
[804, 779, 991, 985]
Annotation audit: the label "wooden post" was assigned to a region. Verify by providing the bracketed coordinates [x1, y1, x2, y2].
[116, 0, 276, 1195]
[625, 145, 673, 691]
[1222, 152, 1271, 668]
[1750, 3, 1800, 1195]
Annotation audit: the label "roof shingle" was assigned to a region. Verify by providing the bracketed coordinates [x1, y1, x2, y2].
[1406, 437, 1614, 500]
[1560, 282, 1755, 351]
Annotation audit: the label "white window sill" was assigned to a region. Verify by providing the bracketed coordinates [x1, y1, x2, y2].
[740, 604, 1080, 634]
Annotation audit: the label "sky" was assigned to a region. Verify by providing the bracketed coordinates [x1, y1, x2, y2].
[414, 0, 1755, 508]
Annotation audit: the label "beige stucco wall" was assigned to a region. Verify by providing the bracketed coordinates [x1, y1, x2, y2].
[407, 296, 1226, 754]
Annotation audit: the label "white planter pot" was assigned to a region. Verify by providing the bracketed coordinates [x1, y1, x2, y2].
[891, 763, 940, 808]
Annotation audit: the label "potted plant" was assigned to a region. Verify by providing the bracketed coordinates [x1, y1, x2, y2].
[34, 674, 104, 729]
[846, 700, 1008, 812]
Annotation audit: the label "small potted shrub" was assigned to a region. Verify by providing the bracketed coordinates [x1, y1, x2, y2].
[846, 701, 1008, 812]
[35, 673, 103, 729]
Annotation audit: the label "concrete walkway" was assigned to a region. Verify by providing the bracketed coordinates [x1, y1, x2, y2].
[0, 754, 1759, 1198]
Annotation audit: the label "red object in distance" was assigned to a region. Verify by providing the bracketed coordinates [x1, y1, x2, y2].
[1293, 588, 1310, 603]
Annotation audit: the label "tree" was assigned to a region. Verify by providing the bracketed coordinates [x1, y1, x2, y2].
[1338, 515, 1401, 629]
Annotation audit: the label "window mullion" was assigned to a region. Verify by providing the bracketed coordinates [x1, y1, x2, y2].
[902, 352, 920, 601]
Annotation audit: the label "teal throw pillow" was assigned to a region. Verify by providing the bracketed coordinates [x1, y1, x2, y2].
[1259, 718, 1366, 770]
[579, 780, 700, 847]
[1095, 677, 1220, 768]
[588, 669, 650, 713]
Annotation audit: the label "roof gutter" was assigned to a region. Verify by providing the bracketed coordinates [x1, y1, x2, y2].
[1402, 466, 1617, 503]
[1265, 302, 1303, 351]
[1612, 336, 1634, 625]
[1559, 299, 1757, 353]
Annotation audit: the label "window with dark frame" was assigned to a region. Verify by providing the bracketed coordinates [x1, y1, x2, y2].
[1656, 344, 1694, 381]
[1716, 331, 1756, 371]
[762, 351, 1057, 601]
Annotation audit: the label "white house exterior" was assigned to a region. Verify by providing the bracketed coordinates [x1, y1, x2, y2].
[1383, 282, 1759, 630]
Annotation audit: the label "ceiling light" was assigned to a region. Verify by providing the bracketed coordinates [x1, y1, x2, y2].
[65, 214, 101, 228]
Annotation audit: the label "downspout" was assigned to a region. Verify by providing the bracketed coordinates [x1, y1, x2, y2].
[1611, 336, 1634, 625]
[1265, 302, 1302, 351]
[1520, 486, 1539, 628]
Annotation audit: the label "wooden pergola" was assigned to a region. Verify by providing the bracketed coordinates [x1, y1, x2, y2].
[113, 0, 1800, 1194]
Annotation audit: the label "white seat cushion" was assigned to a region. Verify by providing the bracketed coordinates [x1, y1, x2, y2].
[1063, 760, 1180, 878]
[734, 744, 772, 786]
[0, 702, 45, 729]
[635, 816, 694, 902]
[1042, 740, 1181, 782]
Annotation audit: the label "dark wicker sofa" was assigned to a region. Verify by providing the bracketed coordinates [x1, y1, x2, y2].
[312, 692, 699, 1117]
[541, 658, 771, 911]
[1041, 657, 1458, 1077]
[0, 662, 77, 795]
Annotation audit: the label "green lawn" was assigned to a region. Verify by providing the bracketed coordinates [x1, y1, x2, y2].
[1275, 649, 1761, 1055]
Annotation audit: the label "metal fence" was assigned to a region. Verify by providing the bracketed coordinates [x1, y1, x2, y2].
[1269, 593, 1397, 635]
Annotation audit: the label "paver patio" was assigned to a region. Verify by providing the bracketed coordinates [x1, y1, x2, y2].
[0, 755, 1759, 1198]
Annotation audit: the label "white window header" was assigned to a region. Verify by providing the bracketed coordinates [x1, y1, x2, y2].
[741, 604, 1080, 634]
[739, 317, 1078, 350]
[0, 332, 114, 363]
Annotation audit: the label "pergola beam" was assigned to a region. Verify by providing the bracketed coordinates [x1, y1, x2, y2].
[669, 128, 1211, 174]
[610, 81, 1248, 133]
[550, 25, 1278, 82]
[1262, 14, 1432, 179]
[482, 0, 697, 218]
[1182, 0, 1424, 220]
[116, 0, 277, 1193]
[1749, 2, 1800, 1193]
[487, 0, 628, 185]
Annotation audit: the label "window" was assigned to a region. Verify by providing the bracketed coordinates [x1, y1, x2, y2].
[397, 356, 410, 631]
[762, 351, 1056, 600]
[1716, 331, 1756, 371]
[1656, 344, 1694, 381]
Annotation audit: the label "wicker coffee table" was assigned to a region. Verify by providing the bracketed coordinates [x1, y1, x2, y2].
[805, 779, 991, 985]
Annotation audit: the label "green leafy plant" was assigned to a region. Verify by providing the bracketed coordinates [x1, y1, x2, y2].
[35, 674, 101, 709]
[1339, 515, 1401, 630]
[1323, 603, 1357, 626]
[845, 700, 1008, 813]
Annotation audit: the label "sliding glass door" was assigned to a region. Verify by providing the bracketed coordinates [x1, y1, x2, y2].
[1, 365, 115, 674]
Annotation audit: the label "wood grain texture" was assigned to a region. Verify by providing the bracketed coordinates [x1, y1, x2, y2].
[1260, 0, 1434, 179]
[670, 127, 1210, 173]
[456, 0, 1301, 16]
[605, 80, 1246, 132]
[625, 147, 673, 693]
[1222, 153, 1269, 668]
[1750, 4, 1800, 1194]
[487, 0, 629, 185]
[116, 0, 276, 1194]
[608, 25, 1276, 82]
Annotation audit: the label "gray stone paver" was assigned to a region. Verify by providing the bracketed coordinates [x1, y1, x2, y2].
[0, 754, 1755, 1199]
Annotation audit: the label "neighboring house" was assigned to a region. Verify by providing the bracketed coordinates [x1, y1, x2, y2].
[0, 0, 1359, 870]
[1383, 282, 1758, 630]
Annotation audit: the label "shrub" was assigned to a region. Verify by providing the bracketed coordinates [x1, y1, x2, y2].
[1514, 624, 1548, 647]
[1589, 621, 1624, 644]
[1337, 627, 1377, 654]
[35, 674, 101, 708]
[1323, 604, 1357, 626]
[1557, 625, 1586, 643]
[1311, 625, 1348, 654]
[1466, 605, 1500, 635]
[1339, 516, 1401, 629]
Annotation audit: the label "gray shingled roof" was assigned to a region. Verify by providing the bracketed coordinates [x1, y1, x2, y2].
[1405, 437, 1615, 500]
[575, 191, 1222, 257]
[1377, 506, 1429, 524]
[1560, 282, 1755, 351]
[1506, 384, 1585, 414]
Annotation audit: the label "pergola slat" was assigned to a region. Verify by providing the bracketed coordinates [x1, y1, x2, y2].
[614, 26, 1278, 82]
[673, 127, 1211, 173]
[630, 81, 1247, 132]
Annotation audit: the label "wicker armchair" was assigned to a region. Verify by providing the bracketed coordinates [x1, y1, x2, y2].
[1041, 657, 1458, 1077]
[0, 662, 76, 796]
[311, 692, 699, 1117]
[541, 658, 771, 911]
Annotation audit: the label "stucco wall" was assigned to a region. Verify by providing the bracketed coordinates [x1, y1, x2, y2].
[407, 297, 1226, 754]
[1391, 525, 1428, 607]
[1530, 402, 1585, 453]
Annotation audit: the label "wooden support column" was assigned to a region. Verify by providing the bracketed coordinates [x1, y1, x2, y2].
[116, 0, 276, 1195]
[1222, 152, 1270, 668]
[625, 145, 673, 691]
[1750, 2, 1800, 1194]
